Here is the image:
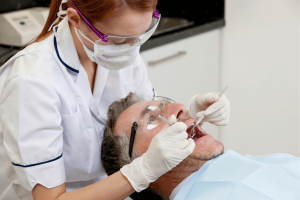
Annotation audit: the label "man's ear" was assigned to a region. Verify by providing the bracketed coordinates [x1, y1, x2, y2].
[67, 8, 81, 29]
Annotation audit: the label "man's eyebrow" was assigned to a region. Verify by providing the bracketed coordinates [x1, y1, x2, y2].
[140, 102, 163, 119]
[141, 105, 152, 118]
[158, 102, 164, 110]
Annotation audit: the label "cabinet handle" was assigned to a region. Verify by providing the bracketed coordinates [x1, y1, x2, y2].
[148, 51, 187, 66]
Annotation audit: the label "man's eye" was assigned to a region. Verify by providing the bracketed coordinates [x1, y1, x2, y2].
[149, 117, 155, 124]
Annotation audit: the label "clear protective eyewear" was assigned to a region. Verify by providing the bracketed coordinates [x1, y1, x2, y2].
[69, 0, 161, 45]
[128, 96, 176, 157]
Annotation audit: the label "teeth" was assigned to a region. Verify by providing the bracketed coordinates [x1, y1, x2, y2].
[188, 123, 195, 128]
[188, 123, 196, 139]
[191, 133, 196, 138]
[191, 127, 196, 138]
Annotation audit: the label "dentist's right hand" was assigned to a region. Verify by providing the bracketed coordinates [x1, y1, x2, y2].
[121, 115, 195, 192]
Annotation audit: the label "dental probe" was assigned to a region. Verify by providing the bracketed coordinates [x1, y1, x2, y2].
[192, 86, 229, 134]
[219, 86, 228, 97]
[158, 115, 173, 126]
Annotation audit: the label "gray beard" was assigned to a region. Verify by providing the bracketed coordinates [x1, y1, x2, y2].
[175, 124, 224, 172]
[190, 140, 225, 161]
[173, 147, 224, 174]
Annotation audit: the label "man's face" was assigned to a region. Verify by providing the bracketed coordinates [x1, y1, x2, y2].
[114, 100, 224, 163]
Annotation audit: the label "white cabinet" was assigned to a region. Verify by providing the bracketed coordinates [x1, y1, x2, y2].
[140, 29, 221, 140]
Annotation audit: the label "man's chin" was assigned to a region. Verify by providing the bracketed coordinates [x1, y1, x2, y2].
[190, 135, 225, 161]
[171, 137, 224, 173]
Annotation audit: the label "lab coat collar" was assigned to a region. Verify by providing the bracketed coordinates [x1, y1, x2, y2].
[53, 17, 110, 123]
[91, 66, 109, 122]
[54, 17, 81, 73]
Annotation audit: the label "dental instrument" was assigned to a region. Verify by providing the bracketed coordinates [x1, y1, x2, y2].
[219, 86, 228, 97]
[158, 115, 173, 126]
[191, 86, 228, 136]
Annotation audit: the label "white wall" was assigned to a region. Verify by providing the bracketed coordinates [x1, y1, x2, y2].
[220, 0, 299, 156]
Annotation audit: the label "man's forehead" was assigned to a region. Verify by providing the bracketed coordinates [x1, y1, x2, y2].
[114, 100, 160, 134]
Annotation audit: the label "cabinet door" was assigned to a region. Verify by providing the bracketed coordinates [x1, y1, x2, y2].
[140, 29, 221, 139]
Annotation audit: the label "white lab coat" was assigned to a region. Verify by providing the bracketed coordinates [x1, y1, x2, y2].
[0, 17, 154, 199]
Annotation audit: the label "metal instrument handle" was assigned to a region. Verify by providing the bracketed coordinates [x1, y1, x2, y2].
[148, 51, 187, 66]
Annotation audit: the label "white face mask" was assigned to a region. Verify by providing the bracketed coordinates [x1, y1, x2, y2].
[75, 28, 141, 70]
[50, 0, 160, 70]
[49, 0, 160, 71]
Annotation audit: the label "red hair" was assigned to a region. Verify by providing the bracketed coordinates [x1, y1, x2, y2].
[29, 0, 157, 45]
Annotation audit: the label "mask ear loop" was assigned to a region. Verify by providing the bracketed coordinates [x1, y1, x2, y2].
[49, 0, 67, 51]
[74, 28, 98, 56]
[48, 0, 68, 32]
[75, 28, 95, 44]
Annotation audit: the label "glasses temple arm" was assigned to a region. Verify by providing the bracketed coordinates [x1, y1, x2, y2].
[68, 0, 108, 41]
[129, 122, 138, 158]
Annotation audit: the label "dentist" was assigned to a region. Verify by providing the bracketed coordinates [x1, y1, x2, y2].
[0, 0, 230, 199]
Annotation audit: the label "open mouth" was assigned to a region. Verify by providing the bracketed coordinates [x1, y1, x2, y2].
[186, 123, 206, 141]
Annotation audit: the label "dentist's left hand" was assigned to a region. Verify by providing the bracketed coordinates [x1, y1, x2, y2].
[188, 93, 230, 126]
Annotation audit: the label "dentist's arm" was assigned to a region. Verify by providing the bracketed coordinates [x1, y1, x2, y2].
[32, 172, 134, 200]
[32, 115, 195, 200]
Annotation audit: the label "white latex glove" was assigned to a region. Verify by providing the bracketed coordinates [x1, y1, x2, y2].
[188, 93, 230, 126]
[120, 115, 195, 192]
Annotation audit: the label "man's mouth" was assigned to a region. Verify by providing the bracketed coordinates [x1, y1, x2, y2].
[186, 121, 206, 141]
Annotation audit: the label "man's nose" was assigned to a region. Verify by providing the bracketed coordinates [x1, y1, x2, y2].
[165, 104, 186, 120]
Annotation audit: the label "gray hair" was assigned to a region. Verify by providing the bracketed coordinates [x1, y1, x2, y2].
[101, 92, 143, 176]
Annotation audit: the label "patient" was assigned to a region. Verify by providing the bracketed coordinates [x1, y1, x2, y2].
[101, 93, 300, 200]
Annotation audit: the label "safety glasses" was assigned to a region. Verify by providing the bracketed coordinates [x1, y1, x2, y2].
[128, 96, 176, 158]
[68, 0, 161, 45]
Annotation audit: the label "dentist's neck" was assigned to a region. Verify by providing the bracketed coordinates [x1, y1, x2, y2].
[69, 23, 96, 69]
